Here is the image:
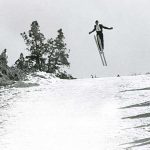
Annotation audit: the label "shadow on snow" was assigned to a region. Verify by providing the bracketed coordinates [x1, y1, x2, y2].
[120, 137, 150, 149]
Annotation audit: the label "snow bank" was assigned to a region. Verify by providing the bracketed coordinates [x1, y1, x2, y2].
[24, 71, 60, 85]
[1, 74, 150, 150]
[0, 71, 59, 88]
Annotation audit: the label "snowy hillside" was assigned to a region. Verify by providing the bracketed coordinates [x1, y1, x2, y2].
[1, 73, 150, 150]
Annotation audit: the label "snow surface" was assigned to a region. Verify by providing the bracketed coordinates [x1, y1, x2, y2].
[1, 73, 150, 150]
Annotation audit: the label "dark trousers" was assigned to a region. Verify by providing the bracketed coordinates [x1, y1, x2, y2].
[97, 31, 104, 49]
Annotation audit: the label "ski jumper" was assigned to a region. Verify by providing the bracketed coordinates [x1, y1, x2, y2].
[90, 24, 112, 49]
[95, 24, 104, 49]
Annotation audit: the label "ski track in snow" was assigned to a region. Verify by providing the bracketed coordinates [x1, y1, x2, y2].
[1, 75, 150, 150]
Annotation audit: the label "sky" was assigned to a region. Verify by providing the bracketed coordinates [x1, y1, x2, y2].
[0, 0, 150, 78]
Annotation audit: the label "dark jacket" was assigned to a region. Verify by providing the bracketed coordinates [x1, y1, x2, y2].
[91, 24, 112, 34]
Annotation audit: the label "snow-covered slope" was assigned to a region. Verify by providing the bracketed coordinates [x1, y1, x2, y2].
[1, 73, 150, 150]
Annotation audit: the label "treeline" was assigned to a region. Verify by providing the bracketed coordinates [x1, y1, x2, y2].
[0, 21, 74, 81]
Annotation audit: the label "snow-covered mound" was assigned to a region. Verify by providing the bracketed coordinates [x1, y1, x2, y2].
[1, 74, 150, 150]
[25, 71, 59, 85]
[9, 72, 60, 88]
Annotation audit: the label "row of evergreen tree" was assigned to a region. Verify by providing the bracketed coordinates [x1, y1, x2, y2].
[1, 21, 74, 79]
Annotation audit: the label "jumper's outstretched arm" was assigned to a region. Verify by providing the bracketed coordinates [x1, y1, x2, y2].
[89, 27, 96, 34]
[102, 25, 113, 30]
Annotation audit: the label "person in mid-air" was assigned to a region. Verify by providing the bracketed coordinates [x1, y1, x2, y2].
[89, 20, 113, 49]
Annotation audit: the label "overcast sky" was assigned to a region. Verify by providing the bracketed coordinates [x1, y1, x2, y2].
[0, 0, 150, 78]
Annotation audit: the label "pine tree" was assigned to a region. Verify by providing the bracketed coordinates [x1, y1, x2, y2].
[20, 21, 71, 77]
[47, 38, 57, 73]
[15, 53, 25, 70]
[0, 49, 8, 67]
[55, 29, 70, 67]
[47, 29, 70, 74]
[21, 21, 47, 71]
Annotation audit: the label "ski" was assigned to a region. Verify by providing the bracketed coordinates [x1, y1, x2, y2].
[97, 36, 107, 66]
[94, 35, 105, 66]
[94, 35, 107, 66]
[101, 52, 107, 66]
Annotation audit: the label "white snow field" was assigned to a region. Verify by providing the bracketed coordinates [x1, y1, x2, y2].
[1, 73, 150, 150]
